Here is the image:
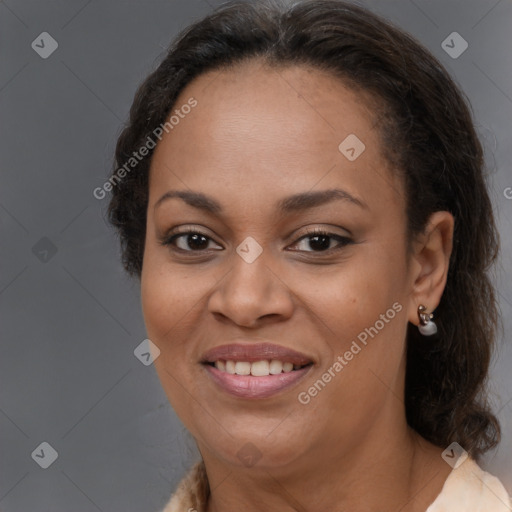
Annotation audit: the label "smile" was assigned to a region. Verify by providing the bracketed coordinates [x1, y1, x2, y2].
[209, 359, 310, 376]
[201, 342, 314, 399]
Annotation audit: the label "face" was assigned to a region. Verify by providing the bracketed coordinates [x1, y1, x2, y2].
[141, 60, 415, 471]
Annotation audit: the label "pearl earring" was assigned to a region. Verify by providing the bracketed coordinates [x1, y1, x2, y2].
[418, 305, 437, 336]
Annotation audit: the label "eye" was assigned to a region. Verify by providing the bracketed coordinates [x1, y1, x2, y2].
[160, 228, 223, 252]
[159, 227, 353, 255]
[289, 228, 353, 253]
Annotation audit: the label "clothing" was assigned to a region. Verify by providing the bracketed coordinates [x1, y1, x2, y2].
[426, 458, 511, 512]
[161, 457, 512, 512]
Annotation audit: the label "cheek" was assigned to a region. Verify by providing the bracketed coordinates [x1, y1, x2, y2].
[290, 248, 407, 350]
[290, 246, 409, 415]
[140, 251, 201, 380]
[140, 261, 208, 430]
[140, 244, 207, 339]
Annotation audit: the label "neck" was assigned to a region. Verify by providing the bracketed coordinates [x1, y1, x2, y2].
[202, 410, 450, 512]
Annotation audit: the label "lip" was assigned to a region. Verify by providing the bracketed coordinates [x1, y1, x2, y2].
[204, 364, 313, 399]
[201, 342, 313, 366]
[200, 342, 314, 399]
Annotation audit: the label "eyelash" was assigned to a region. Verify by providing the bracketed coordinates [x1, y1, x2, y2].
[159, 227, 353, 255]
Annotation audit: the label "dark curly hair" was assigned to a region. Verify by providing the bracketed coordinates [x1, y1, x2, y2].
[107, 0, 501, 458]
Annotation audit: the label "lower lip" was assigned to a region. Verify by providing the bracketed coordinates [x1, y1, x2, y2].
[204, 364, 312, 399]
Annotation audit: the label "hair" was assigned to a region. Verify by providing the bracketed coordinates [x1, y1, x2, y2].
[107, 0, 501, 458]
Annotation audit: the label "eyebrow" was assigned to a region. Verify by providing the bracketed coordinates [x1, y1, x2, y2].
[153, 188, 368, 215]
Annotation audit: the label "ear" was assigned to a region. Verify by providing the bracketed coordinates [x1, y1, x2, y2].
[406, 211, 454, 326]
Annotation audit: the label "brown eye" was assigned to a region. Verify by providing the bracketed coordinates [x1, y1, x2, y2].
[291, 230, 352, 253]
[161, 229, 223, 252]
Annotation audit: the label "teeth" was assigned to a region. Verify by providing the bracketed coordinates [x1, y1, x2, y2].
[251, 360, 269, 376]
[213, 359, 305, 376]
[269, 359, 283, 374]
[234, 361, 251, 375]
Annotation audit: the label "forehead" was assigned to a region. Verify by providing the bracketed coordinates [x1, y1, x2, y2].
[148, 60, 403, 214]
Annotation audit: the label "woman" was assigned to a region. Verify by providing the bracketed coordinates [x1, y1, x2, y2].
[107, 0, 511, 510]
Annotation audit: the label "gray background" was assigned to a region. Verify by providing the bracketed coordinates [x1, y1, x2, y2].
[1, 0, 511, 510]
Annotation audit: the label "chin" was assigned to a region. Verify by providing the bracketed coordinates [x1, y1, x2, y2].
[190, 415, 313, 470]
[206, 436, 307, 470]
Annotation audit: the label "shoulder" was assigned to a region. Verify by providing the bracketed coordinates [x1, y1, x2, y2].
[427, 457, 511, 512]
[160, 461, 209, 512]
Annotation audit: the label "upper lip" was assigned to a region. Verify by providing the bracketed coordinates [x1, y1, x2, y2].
[201, 342, 314, 366]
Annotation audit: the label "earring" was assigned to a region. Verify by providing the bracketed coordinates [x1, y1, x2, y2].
[417, 305, 437, 336]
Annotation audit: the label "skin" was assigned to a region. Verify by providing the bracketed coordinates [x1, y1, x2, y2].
[141, 59, 455, 512]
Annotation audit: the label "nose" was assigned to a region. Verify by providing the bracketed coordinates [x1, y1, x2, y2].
[207, 248, 294, 328]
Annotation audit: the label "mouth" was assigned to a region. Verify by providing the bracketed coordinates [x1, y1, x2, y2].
[205, 359, 312, 375]
[200, 343, 314, 399]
